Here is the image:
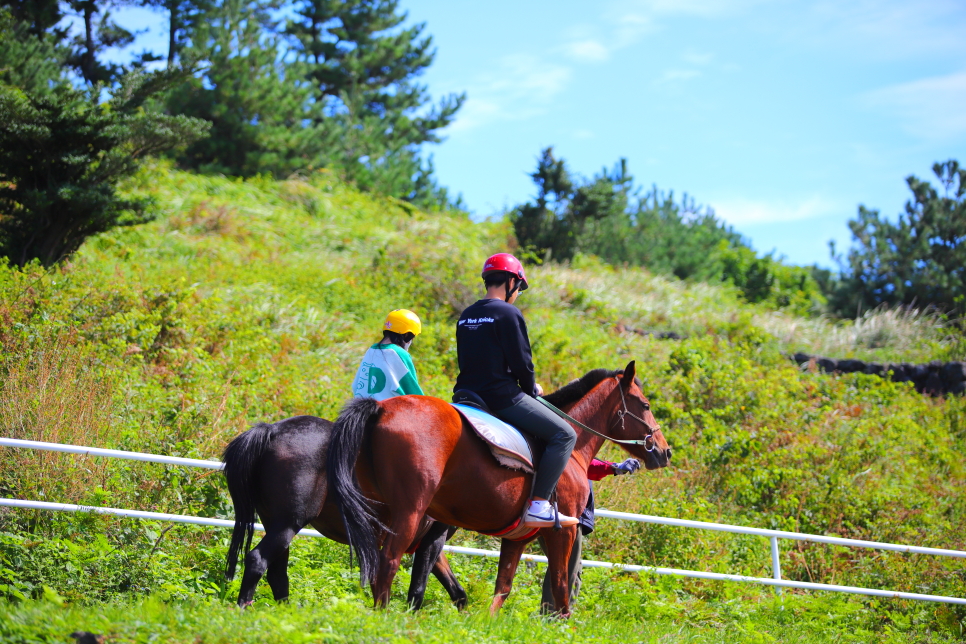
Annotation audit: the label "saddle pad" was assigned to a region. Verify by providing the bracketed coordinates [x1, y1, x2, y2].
[452, 403, 534, 473]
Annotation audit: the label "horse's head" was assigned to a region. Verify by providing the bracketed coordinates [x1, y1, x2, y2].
[612, 361, 671, 470]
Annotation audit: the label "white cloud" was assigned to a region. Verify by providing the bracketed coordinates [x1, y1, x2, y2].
[598, 1, 751, 60]
[607, 0, 767, 23]
[573, 129, 595, 140]
[862, 71, 966, 140]
[711, 196, 841, 225]
[564, 39, 611, 63]
[657, 68, 701, 83]
[447, 54, 572, 134]
[609, 12, 658, 48]
[682, 51, 715, 66]
[439, 0, 763, 135]
[803, 0, 966, 59]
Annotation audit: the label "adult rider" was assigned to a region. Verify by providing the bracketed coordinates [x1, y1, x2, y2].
[454, 253, 579, 529]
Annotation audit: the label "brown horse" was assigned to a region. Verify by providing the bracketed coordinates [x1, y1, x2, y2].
[327, 362, 671, 616]
[222, 415, 466, 609]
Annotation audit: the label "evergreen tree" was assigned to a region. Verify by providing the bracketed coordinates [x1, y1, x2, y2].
[285, 0, 463, 201]
[0, 0, 64, 38]
[0, 8, 68, 94]
[139, 0, 212, 67]
[166, 0, 323, 176]
[512, 147, 578, 260]
[830, 160, 966, 317]
[0, 70, 209, 266]
[513, 148, 733, 272]
[65, 0, 149, 84]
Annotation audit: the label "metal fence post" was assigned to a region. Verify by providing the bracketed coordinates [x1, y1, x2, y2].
[771, 536, 783, 605]
[770, 536, 781, 580]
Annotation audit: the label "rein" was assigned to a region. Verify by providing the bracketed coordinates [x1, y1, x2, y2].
[537, 377, 658, 451]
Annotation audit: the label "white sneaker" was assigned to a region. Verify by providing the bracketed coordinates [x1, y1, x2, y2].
[524, 501, 579, 528]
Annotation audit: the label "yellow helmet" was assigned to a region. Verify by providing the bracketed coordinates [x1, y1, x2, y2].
[383, 309, 422, 336]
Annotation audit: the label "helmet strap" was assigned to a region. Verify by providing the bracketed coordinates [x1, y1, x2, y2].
[505, 276, 520, 302]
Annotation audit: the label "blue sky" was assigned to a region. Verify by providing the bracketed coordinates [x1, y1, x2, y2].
[95, 0, 966, 267]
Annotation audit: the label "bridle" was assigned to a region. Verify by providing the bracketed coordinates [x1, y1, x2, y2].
[536, 377, 660, 452]
[613, 376, 661, 444]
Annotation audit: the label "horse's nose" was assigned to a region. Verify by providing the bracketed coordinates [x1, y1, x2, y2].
[665, 447, 672, 461]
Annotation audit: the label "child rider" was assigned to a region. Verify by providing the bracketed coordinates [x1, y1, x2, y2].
[352, 309, 424, 400]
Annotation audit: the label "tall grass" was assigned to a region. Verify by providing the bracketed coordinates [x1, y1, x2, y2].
[537, 260, 962, 363]
[0, 332, 116, 504]
[757, 305, 962, 362]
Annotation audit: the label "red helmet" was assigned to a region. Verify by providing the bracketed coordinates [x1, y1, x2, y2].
[482, 253, 529, 291]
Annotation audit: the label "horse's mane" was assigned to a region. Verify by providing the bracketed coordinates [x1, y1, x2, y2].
[543, 368, 639, 408]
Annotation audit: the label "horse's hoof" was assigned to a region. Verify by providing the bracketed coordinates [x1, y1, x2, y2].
[238, 600, 254, 610]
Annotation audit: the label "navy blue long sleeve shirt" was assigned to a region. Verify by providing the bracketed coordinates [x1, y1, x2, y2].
[454, 299, 537, 411]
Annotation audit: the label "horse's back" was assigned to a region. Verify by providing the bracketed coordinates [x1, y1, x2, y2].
[229, 415, 333, 526]
[266, 415, 333, 463]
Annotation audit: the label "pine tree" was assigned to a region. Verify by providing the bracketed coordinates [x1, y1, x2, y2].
[511, 147, 823, 313]
[139, 0, 212, 67]
[166, 0, 322, 176]
[0, 0, 64, 37]
[65, 0, 149, 84]
[0, 7, 68, 94]
[830, 160, 966, 317]
[512, 148, 577, 260]
[285, 0, 463, 200]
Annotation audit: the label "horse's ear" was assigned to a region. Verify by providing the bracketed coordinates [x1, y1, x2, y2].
[622, 360, 636, 387]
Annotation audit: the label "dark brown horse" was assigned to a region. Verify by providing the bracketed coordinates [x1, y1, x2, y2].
[327, 362, 670, 616]
[222, 415, 466, 609]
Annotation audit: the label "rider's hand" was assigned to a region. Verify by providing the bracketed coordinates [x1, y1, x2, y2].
[535, 383, 544, 396]
[613, 458, 641, 476]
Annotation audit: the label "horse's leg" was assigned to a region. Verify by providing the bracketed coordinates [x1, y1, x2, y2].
[539, 525, 578, 617]
[406, 521, 449, 610]
[373, 508, 430, 608]
[489, 539, 528, 616]
[237, 524, 297, 606]
[431, 552, 468, 611]
[265, 539, 292, 602]
[538, 529, 582, 614]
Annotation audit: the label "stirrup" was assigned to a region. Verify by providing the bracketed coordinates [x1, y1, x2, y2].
[524, 508, 578, 528]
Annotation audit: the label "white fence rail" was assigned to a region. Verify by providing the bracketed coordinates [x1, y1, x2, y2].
[0, 438, 224, 470]
[2, 437, 965, 605]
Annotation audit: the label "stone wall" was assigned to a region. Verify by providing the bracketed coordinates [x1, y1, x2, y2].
[614, 324, 683, 340]
[789, 354, 966, 397]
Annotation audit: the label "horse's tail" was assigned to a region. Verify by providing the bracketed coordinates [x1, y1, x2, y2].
[327, 397, 385, 586]
[222, 421, 276, 581]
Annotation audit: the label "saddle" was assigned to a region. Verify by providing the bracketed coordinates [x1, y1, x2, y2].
[451, 390, 546, 474]
[451, 390, 545, 541]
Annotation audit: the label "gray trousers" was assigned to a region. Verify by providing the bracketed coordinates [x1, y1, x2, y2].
[493, 395, 577, 500]
[539, 531, 583, 613]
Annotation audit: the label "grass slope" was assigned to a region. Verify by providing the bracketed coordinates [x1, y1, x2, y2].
[1, 163, 964, 642]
